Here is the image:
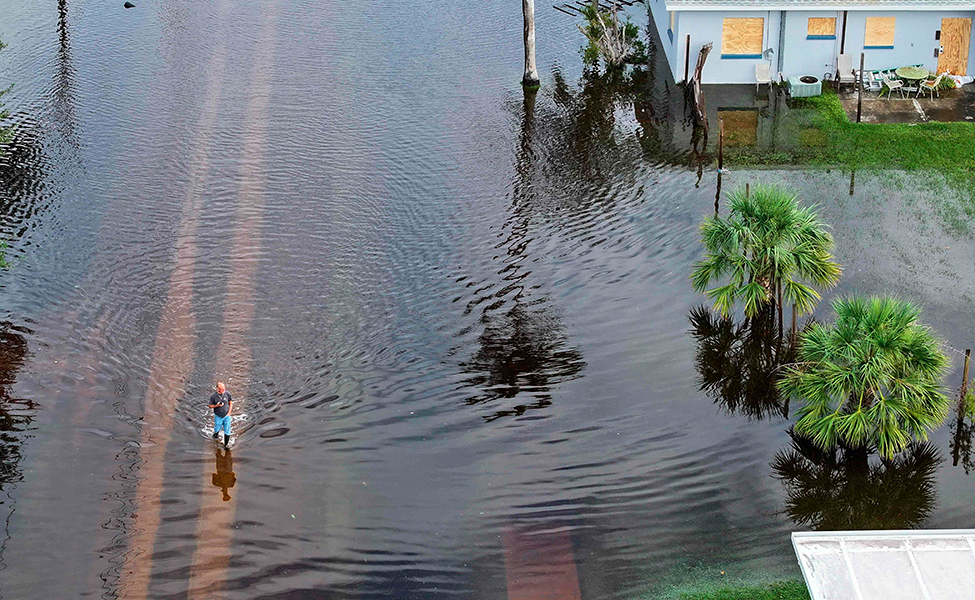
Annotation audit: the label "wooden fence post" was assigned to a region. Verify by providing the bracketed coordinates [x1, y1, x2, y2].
[961, 349, 971, 404]
[717, 117, 724, 173]
[856, 52, 864, 123]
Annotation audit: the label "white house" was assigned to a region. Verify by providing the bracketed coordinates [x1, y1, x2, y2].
[647, 0, 975, 84]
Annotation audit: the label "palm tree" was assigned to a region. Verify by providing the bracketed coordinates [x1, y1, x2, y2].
[779, 296, 950, 459]
[691, 185, 841, 332]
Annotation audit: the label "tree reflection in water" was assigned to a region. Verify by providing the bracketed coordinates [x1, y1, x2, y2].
[950, 401, 975, 474]
[459, 86, 584, 423]
[688, 306, 796, 420]
[462, 301, 585, 422]
[772, 431, 940, 531]
[0, 321, 33, 572]
[0, 322, 31, 491]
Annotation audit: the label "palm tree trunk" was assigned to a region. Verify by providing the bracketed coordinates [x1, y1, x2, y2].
[522, 0, 540, 87]
[776, 279, 783, 339]
[791, 303, 797, 337]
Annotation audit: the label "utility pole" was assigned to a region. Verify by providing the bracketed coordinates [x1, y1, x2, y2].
[522, 0, 540, 88]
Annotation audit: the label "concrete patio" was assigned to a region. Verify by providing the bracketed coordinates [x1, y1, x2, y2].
[837, 83, 975, 124]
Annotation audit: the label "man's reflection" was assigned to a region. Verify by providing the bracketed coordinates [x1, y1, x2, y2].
[211, 448, 235, 501]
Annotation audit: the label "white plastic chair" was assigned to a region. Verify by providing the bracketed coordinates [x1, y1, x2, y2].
[879, 72, 905, 100]
[918, 72, 947, 99]
[755, 63, 771, 92]
[837, 54, 856, 88]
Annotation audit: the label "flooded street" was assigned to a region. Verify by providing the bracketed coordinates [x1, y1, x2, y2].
[1, 1, 975, 598]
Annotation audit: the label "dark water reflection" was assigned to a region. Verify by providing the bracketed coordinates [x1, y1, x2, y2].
[0, 321, 33, 573]
[773, 433, 940, 531]
[0, 323, 31, 489]
[462, 300, 585, 422]
[0, 0, 974, 598]
[211, 448, 235, 502]
[689, 306, 797, 421]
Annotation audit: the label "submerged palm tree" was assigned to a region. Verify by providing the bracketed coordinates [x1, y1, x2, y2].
[691, 185, 841, 330]
[779, 296, 950, 459]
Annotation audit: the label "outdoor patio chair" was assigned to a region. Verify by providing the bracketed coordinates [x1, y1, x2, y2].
[755, 63, 772, 92]
[918, 72, 947, 99]
[836, 54, 856, 88]
[879, 72, 905, 100]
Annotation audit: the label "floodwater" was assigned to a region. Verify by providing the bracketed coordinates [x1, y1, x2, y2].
[1, 1, 974, 599]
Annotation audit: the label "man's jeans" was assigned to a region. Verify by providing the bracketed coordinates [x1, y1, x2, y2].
[214, 414, 232, 435]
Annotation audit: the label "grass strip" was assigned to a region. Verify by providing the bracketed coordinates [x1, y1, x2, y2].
[726, 87, 975, 233]
[674, 580, 811, 600]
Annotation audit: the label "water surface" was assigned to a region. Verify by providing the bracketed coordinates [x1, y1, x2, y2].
[1, 1, 974, 598]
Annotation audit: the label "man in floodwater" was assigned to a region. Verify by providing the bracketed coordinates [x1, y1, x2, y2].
[209, 381, 232, 448]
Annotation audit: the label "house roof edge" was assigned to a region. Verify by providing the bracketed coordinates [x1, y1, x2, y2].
[665, 3, 975, 9]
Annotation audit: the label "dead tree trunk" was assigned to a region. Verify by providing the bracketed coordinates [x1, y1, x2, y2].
[522, 0, 540, 87]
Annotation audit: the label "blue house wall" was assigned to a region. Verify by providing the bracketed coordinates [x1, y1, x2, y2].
[662, 8, 975, 84]
[843, 10, 975, 75]
[674, 10, 782, 83]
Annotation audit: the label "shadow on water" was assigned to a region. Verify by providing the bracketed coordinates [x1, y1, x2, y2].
[772, 431, 940, 531]
[688, 306, 797, 420]
[0, 322, 33, 570]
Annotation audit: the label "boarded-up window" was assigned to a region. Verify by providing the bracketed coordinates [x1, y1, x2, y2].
[718, 110, 758, 147]
[864, 17, 895, 48]
[722, 18, 764, 58]
[807, 17, 836, 39]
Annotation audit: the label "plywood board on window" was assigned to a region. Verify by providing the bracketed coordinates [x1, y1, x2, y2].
[807, 17, 836, 37]
[722, 18, 764, 56]
[938, 17, 971, 75]
[718, 110, 758, 147]
[864, 16, 895, 48]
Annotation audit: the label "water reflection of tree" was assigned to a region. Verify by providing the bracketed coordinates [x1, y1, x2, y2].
[950, 404, 975, 474]
[55, 0, 80, 147]
[458, 89, 585, 422]
[462, 301, 585, 422]
[0, 321, 33, 573]
[544, 67, 690, 178]
[0, 322, 31, 490]
[688, 306, 796, 420]
[772, 431, 939, 531]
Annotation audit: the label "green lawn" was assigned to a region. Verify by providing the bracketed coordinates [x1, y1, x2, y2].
[674, 580, 811, 600]
[726, 87, 975, 233]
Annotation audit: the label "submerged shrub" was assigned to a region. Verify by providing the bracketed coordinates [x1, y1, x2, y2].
[578, 1, 646, 70]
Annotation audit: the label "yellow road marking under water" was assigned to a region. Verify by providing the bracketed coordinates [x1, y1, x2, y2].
[118, 16, 228, 599]
[186, 3, 277, 597]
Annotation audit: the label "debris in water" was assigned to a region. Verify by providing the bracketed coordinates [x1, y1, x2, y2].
[123, 1, 135, 7]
